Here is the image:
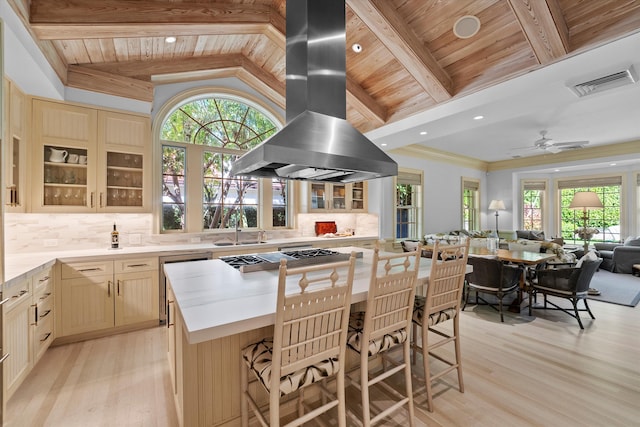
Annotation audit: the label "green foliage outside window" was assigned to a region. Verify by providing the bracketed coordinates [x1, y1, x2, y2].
[160, 96, 283, 232]
[560, 186, 621, 244]
[523, 189, 543, 230]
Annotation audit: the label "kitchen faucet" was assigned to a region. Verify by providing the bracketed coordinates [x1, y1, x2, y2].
[235, 212, 241, 244]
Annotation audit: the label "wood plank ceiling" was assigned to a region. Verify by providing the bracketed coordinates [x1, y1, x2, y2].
[10, 0, 640, 133]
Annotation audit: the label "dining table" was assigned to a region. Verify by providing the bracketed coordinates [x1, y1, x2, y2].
[467, 246, 558, 312]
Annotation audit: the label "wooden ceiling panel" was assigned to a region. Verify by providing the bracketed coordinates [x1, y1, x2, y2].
[14, 0, 640, 134]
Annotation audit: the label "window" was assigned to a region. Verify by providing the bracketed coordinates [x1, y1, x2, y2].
[159, 94, 287, 233]
[522, 180, 545, 230]
[462, 178, 480, 231]
[558, 176, 622, 244]
[395, 170, 422, 240]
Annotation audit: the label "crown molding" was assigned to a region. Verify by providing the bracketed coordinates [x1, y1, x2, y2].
[487, 139, 640, 171]
[390, 144, 489, 171]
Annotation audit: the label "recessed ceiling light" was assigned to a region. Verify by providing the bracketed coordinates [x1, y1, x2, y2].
[453, 15, 481, 39]
[165, 36, 177, 44]
[473, 115, 484, 120]
[554, 169, 560, 172]
[610, 163, 617, 166]
[420, 131, 427, 135]
[381, 143, 387, 147]
[352, 43, 362, 53]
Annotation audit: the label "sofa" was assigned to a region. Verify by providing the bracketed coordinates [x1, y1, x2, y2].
[423, 229, 575, 264]
[594, 236, 640, 274]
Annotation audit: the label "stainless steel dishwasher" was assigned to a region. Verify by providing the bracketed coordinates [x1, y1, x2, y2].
[159, 252, 212, 324]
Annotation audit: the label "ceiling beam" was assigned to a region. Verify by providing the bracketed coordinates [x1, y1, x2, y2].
[29, 0, 279, 39]
[346, 76, 386, 126]
[67, 65, 154, 101]
[507, 0, 569, 64]
[347, 0, 453, 103]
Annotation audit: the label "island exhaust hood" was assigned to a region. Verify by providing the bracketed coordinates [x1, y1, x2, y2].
[231, 0, 397, 183]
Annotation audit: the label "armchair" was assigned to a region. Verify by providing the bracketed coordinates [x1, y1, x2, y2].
[463, 256, 523, 322]
[528, 257, 602, 329]
[594, 237, 640, 273]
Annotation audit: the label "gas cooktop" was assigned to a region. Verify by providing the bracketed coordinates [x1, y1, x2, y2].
[220, 248, 359, 273]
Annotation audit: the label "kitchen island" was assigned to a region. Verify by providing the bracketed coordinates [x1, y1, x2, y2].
[164, 246, 470, 426]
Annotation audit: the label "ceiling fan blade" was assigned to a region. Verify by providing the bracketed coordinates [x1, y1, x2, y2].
[551, 140, 589, 147]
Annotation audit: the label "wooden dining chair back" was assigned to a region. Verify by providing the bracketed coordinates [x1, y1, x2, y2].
[411, 239, 470, 412]
[241, 253, 357, 427]
[346, 244, 422, 426]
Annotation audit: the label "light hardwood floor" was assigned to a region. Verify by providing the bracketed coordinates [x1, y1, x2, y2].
[6, 297, 640, 426]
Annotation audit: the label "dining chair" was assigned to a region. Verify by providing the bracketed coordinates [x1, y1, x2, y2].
[346, 244, 422, 426]
[528, 255, 602, 329]
[411, 239, 469, 412]
[240, 253, 357, 427]
[463, 256, 523, 322]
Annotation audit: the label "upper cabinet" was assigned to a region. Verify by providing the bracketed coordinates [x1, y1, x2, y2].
[4, 79, 28, 212]
[31, 99, 151, 213]
[309, 182, 367, 212]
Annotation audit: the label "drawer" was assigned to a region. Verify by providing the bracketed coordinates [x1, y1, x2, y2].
[115, 257, 158, 274]
[33, 291, 54, 327]
[4, 279, 31, 311]
[33, 315, 54, 362]
[61, 260, 114, 279]
[32, 268, 53, 293]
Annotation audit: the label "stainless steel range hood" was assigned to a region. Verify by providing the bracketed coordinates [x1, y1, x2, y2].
[231, 0, 397, 183]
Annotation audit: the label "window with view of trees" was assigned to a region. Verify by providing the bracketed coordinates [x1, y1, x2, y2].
[522, 181, 545, 230]
[462, 178, 480, 231]
[558, 176, 622, 245]
[395, 170, 422, 240]
[160, 96, 287, 232]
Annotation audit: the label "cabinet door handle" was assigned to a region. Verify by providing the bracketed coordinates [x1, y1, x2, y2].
[108, 280, 112, 297]
[79, 267, 103, 273]
[167, 300, 174, 328]
[117, 280, 121, 296]
[32, 304, 39, 325]
[40, 333, 52, 343]
[0, 353, 10, 364]
[99, 192, 104, 208]
[0, 298, 10, 306]
[90, 191, 95, 208]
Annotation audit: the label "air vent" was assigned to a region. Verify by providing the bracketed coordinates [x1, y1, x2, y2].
[569, 66, 638, 97]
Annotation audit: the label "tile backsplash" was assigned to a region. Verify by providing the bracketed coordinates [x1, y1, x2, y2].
[4, 212, 379, 254]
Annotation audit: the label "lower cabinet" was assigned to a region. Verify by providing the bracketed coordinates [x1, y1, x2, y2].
[58, 256, 158, 338]
[31, 268, 55, 364]
[3, 277, 33, 402]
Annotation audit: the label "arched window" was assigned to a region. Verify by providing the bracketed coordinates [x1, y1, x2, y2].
[159, 94, 287, 233]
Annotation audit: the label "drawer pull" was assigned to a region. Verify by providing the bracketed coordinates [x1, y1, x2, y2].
[78, 267, 103, 273]
[40, 292, 52, 301]
[12, 290, 28, 299]
[0, 297, 10, 306]
[39, 309, 52, 319]
[126, 263, 150, 268]
[0, 353, 10, 364]
[39, 276, 50, 283]
[40, 333, 52, 343]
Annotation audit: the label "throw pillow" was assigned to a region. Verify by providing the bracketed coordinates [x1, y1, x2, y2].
[530, 230, 545, 241]
[575, 250, 599, 268]
[624, 237, 640, 247]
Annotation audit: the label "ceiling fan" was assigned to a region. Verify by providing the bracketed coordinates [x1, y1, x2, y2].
[511, 131, 589, 156]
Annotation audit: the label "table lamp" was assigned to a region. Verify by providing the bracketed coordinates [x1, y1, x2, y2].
[569, 191, 603, 254]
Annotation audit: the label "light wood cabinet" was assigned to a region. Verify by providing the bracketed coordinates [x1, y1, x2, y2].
[309, 181, 367, 212]
[3, 79, 28, 212]
[58, 257, 158, 338]
[2, 277, 33, 401]
[31, 99, 150, 213]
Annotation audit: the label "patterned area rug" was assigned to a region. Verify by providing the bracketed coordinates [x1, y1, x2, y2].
[587, 269, 640, 307]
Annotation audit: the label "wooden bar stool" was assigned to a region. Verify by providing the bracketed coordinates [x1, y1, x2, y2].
[346, 244, 422, 426]
[411, 240, 469, 412]
[240, 254, 357, 427]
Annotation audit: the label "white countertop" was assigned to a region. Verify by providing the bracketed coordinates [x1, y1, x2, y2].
[164, 247, 472, 345]
[3, 234, 377, 288]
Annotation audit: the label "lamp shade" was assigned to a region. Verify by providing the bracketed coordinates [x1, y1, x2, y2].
[569, 192, 603, 209]
[488, 199, 505, 211]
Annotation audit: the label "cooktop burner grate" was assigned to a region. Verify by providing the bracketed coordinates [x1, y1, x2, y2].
[219, 249, 354, 273]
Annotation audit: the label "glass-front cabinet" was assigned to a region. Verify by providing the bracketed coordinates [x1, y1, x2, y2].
[309, 182, 367, 212]
[32, 99, 150, 212]
[4, 78, 27, 212]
